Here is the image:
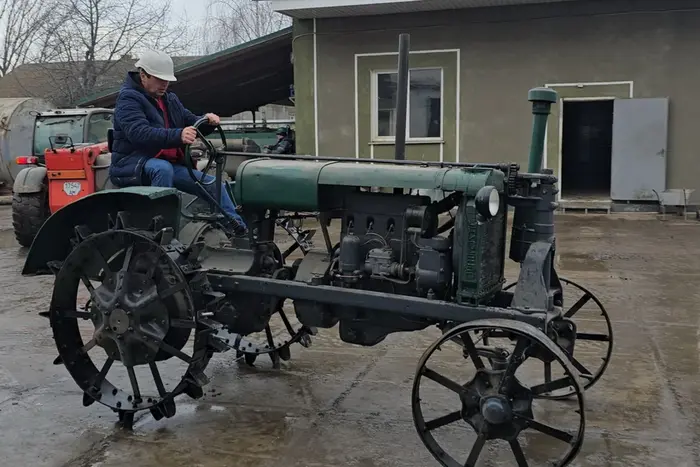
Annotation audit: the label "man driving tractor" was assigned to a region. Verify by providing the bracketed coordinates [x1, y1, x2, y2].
[109, 49, 247, 235]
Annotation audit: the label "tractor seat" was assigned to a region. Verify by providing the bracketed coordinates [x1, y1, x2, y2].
[94, 152, 112, 167]
[93, 152, 113, 190]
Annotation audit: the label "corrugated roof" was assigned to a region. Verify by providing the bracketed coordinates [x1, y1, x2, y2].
[78, 27, 294, 116]
[270, 0, 580, 18]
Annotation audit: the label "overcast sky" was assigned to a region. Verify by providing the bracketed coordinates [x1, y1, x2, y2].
[172, 0, 206, 24]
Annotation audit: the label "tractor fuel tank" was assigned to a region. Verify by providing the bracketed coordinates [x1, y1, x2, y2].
[233, 159, 505, 212]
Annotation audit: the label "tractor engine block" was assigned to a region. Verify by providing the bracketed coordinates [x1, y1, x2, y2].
[335, 191, 452, 299]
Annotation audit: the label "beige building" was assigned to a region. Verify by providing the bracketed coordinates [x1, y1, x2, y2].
[269, 0, 698, 208]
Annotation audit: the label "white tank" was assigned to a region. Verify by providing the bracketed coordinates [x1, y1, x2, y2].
[0, 97, 55, 184]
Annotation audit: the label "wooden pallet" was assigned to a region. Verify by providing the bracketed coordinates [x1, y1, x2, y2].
[557, 200, 612, 214]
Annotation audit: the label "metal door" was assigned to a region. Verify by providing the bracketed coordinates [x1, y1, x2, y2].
[611, 98, 669, 201]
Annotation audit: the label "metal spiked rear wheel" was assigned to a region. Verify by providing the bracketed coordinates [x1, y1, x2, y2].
[49, 228, 211, 428]
[412, 319, 585, 467]
[216, 267, 315, 369]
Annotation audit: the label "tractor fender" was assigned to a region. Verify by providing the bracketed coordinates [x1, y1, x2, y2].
[22, 186, 182, 276]
[13, 166, 47, 194]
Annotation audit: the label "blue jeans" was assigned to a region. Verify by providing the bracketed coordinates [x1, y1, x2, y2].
[144, 158, 246, 228]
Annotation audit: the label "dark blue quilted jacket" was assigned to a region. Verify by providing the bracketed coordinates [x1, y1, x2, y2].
[109, 71, 212, 186]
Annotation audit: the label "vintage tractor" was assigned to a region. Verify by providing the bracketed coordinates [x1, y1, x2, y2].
[20, 81, 614, 466]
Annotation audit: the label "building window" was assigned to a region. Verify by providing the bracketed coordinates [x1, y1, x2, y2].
[373, 67, 443, 142]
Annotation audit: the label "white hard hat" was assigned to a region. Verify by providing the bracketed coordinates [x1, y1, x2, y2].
[135, 49, 177, 82]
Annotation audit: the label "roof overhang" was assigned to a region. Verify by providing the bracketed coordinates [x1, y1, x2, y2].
[266, 0, 581, 18]
[78, 27, 294, 116]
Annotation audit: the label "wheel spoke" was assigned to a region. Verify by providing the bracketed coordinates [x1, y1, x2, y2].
[465, 433, 486, 467]
[133, 286, 159, 309]
[564, 293, 591, 318]
[126, 365, 142, 402]
[421, 367, 465, 395]
[278, 310, 297, 336]
[518, 415, 575, 444]
[460, 333, 485, 370]
[92, 357, 114, 388]
[498, 337, 530, 393]
[62, 309, 92, 320]
[81, 338, 97, 354]
[576, 332, 610, 342]
[94, 251, 113, 279]
[530, 376, 574, 396]
[149, 361, 167, 397]
[510, 439, 529, 467]
[159, 281, 187, 301]
[80, 275, 95, 293]
[158, 340, 192, 364]
[120, 245, 134, 273]
[170, 318, 196, 329]
[544, 361, 552, 384]
[568, 355, 593, 377]
[265, 325, 276, 348]
[424, 410, 462, 431]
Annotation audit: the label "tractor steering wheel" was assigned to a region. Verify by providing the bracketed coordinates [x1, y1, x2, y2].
[184, 117, 227, 186]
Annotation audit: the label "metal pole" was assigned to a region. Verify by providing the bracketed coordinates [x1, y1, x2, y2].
[393, 33, 410, 195]
[394, 33, 410, 162]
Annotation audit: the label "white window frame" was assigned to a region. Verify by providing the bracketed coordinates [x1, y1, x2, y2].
[370, 66, 444, 143]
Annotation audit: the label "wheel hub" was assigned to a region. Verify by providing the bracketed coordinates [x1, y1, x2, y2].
[108, 308, 131, 335]
[460, 369, 535, 441]
[480, 396, 513, 425]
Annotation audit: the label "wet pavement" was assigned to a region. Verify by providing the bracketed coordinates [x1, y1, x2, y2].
[0, 207, 699, 466]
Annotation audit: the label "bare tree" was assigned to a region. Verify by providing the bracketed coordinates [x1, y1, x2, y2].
[0, 0, 58, 76]
[196, 0, 291, 54]
[37, 0, 191, 105]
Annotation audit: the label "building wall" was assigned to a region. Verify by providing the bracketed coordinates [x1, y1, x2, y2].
[292, 0, 700, 199]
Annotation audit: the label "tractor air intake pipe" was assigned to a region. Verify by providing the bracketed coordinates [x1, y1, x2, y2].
[509, 87, 560, 267]
[527, 87, 558, 173]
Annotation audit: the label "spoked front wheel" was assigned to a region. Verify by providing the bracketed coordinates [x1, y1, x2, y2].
[412, 319, 585, 467]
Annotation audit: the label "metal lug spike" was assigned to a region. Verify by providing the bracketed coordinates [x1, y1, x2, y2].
[184, 382, 204, 400]
[39, 311, 51, 319]
[269, 351, 281, 370]
[147, 215, 165, 233]
[149, 406, 164, 421]
[115, 211, 132, 230]
[74, 225, 92, 243]
[186, 368, 209, 387]
[52, 355, 63, 365]
[277, 346, 292, 361]
[153, 226, 174, 245]
[46, 260, 63, 275]
[82, 392, 95, 407]
[117, 410, 135, 431]
[208, 337, 229, 353]
[160, 398, 176, 418]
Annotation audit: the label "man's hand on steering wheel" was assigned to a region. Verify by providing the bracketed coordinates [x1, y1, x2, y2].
[183, 116, 228, 187]
[181, 126, 197, 144]
[181, 114, 220, 145]
[204, 113, 220, 125]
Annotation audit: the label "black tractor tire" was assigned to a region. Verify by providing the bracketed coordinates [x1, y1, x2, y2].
[12, 189, 50, 248]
